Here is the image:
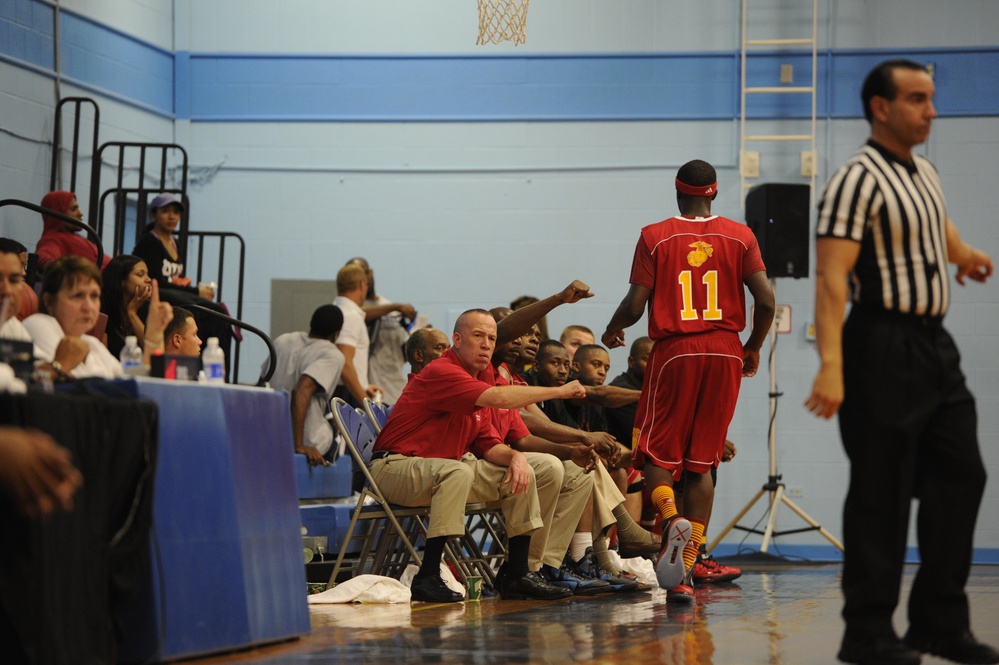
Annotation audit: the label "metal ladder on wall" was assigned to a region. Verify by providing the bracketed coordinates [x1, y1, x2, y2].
[739, 0, 819, 203]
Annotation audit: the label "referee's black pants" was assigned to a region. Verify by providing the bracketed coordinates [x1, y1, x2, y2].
[839, 305, 986, 642]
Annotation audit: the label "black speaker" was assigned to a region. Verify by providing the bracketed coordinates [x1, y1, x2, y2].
[745, 183, 810, 279]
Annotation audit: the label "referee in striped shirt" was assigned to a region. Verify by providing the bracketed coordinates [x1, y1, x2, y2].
[806, 60, 997, 665]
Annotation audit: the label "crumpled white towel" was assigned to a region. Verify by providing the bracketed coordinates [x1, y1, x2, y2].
[308, 574, 412, 604]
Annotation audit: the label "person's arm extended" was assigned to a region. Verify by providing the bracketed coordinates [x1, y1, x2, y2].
[140, 281, 172, 366]
[946, 219, 993, 285]
[804, 238, 861, 419]
[290, 374, 329, 466]
[741, 270, 776, 377]
[475, 379, 585, 411]
[581, 383, 641, 408]
[362, 302, 416, 322]
[496, 280, 593, 344]
[602, 284, 651, 349]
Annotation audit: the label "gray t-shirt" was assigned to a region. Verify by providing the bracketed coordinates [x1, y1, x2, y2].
[267, 332, 345, 456]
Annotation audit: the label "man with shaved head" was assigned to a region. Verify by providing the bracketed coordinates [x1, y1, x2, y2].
[371, 309, 586, 603]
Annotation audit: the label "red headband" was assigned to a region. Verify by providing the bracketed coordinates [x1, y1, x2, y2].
[675, 178, 717, 197]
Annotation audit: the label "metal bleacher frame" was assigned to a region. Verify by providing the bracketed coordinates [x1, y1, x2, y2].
[46, 96, 251, 383]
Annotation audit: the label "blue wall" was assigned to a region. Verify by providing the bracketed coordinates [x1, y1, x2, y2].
[4, 4, 998, 122]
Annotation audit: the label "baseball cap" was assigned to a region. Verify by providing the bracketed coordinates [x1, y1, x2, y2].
[149, 192, 186, 211]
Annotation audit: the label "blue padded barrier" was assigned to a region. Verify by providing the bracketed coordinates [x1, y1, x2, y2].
[118, 378, 310, 662]
[294, 453, 352, 499]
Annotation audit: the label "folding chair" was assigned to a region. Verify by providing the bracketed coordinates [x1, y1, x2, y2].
[362, 397, 392, 434]
[328, 398, 508, 587]
[327, 398, 428, 584]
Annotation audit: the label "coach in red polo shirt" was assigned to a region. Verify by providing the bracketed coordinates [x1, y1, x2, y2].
[372, 308, 586, 603]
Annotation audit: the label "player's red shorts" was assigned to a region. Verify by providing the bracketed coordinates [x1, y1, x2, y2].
[632, 331, 743, 480]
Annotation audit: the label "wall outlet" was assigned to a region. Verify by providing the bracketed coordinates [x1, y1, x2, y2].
[801, 150, 816, 177]
[805, 322, 816, 341]
[786, 485, 803, 499]
[741, 150, 760, 178]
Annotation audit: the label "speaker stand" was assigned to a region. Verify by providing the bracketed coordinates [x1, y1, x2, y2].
[708, 278, 843, 555]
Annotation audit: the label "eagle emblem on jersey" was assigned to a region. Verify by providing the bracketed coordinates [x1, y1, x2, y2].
[687, 241, 714, 267]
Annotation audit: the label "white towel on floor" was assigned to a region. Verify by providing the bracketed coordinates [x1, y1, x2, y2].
[308, 575, 412, 604]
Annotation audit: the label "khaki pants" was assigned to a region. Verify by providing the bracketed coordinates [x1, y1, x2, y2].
[370, 452, 558, 541]
[530, 459, 594, 570]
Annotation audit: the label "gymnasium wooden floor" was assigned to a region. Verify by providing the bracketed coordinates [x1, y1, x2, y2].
[183, 561, 999, 665]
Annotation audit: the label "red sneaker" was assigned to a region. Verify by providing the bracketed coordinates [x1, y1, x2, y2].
[666, 583, 695, 604]
[691, 556, 741, 584]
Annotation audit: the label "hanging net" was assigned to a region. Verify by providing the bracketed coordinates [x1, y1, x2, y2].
[476, 0, 531, 46]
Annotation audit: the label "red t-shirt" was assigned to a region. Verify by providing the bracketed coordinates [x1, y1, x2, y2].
[373, 348, 504, 459]
[482, 363, 531, 443]
[629, 215, 766, 340]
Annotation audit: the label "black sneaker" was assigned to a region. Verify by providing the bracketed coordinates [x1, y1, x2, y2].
[540, 554, 613, 596]
[500, 570, 573, 600]
[410, 572, 464, 603]
[837, 636, 921, 665]
[905, 630, 999, 665]
[575, 547, 640, 592]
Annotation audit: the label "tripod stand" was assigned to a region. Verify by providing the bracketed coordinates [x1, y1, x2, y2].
[708, 278, 843, 554]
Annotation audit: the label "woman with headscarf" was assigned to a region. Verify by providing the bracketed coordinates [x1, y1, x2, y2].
[35, 191, 110, 271]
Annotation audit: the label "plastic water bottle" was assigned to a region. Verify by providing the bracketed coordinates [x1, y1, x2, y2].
[202, 337, 225, 384]
[120, 335, 143, 375]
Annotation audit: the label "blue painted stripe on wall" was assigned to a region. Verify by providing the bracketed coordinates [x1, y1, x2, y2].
[0, 0, 54, 70]
[2, 1, 997, 123]
[185, 48, 999, 122]
[58, 10, 174, 114]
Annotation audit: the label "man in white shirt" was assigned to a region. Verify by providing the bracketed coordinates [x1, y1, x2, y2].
[332, 263, 380, 407]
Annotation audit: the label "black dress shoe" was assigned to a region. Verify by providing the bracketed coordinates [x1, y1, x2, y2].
[500, 570, 573, 600]
[837, 636, 921, 665]
[905, 630, 999, 665]
[410, 573, 464, 603]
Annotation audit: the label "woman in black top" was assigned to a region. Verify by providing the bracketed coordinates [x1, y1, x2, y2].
[100, 254, 151, 358]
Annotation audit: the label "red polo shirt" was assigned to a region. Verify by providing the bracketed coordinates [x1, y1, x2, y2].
[373, 348, 504, 459]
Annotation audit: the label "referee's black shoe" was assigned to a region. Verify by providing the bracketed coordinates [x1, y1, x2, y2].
[904, 630, 999, 664]
[837, 635, 920, 665]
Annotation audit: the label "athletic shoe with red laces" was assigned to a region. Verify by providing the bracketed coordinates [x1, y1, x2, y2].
[691, 556, 742, 584]
[654, 515, 691, 590]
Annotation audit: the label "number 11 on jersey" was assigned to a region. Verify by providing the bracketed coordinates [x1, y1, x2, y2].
[678, 270, 722, 321]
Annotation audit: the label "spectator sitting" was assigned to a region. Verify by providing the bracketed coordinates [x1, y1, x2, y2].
[510, 295, 548, 341]
[267, 304, 346, 467]
[0, 243, 34, 344]
[0, 239, 39, 321]
[370, 309, 587, 602]
[100, 255, 152, 359]
[34, 191, 110, 271]
[24, 257, 172, 379]
[163, 307, 202, 356]
[510, 323, 541, 381]
[405, 327, 450, 375]
[559, 325, 595, 361]
[132, 193, 232, 375]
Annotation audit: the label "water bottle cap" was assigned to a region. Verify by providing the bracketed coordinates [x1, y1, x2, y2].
[125, 335, 138, 344]
[207, 337, 219, 346]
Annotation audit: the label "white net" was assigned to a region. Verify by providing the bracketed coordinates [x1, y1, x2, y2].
[476, 0, 531, 46]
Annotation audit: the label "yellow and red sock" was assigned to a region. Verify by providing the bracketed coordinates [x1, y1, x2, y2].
[683, 519, 706, 571]
[650, 484, 678, 522]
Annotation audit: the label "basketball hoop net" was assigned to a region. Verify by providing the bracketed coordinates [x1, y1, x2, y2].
[477, 0, 530, 46]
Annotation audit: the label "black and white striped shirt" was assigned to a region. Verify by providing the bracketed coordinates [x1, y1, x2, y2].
[817, 140, 949, 317]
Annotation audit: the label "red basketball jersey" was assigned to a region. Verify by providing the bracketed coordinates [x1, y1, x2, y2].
[629, 215, 766, 340]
